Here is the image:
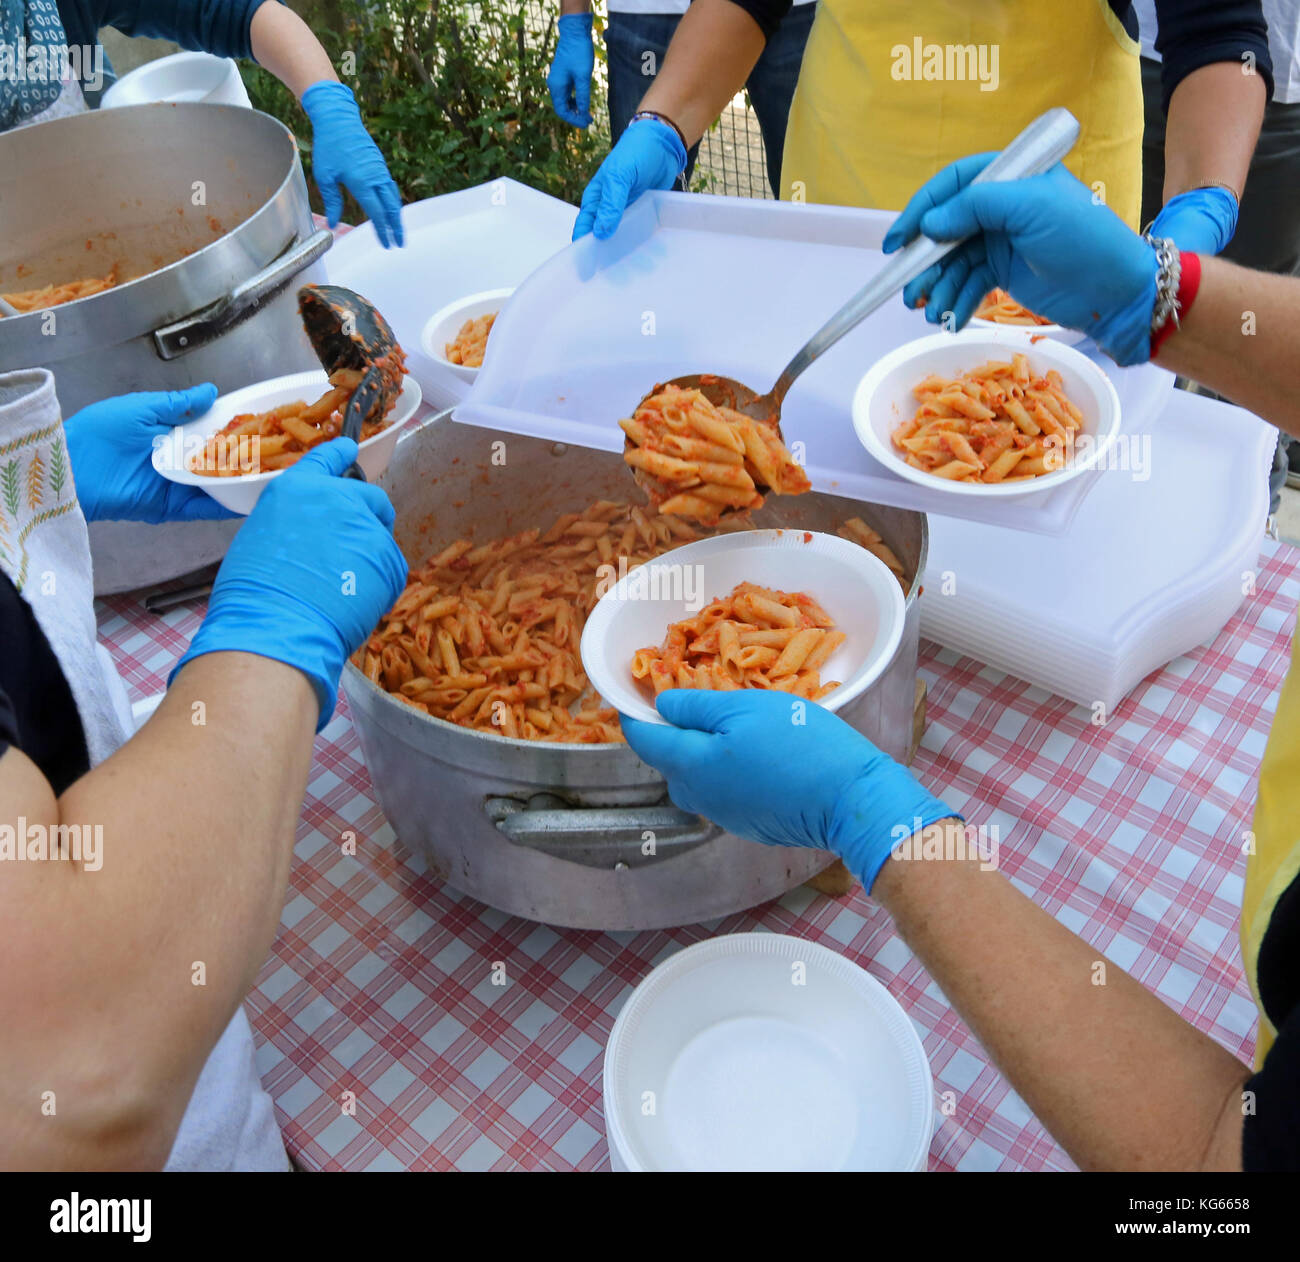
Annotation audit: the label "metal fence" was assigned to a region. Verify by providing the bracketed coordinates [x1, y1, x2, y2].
[524, 0, 774, 201]
[697, 96, 772, 199]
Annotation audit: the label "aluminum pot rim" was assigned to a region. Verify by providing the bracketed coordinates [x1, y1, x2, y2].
[344, 512, 928, 753]
[0, 103, 306, 355]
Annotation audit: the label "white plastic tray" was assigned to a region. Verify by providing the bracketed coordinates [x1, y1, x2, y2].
[919, 389, 1275, 709]
[323, 178, 577, 410]
[456, 189, 1175, 534]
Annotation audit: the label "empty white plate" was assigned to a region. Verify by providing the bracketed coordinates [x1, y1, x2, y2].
[603, 933, 934, 1172]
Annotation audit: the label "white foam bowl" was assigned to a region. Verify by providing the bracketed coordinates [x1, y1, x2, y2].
[603, 933, 934, 1172]
[853, 328, 1121, 499]
[579, 528, 906, 726]
[152, 370, 423, 515]
[419, 287, 514, 384]
[968, 314, 1088, 346]
[101, 52, 252, 109]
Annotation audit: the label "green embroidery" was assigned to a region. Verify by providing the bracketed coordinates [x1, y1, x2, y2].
[26, 451, 44, 510]
[0, 459, 19, 518]
[49, 438, 68, 499]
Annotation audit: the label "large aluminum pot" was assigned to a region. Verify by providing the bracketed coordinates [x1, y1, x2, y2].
[342, 415, 929, 931]
[0, 103, 332, 593]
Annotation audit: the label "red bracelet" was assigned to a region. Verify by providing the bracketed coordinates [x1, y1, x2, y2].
[1151, 250, 1202, 360]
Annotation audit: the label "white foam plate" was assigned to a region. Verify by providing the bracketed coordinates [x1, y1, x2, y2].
[603, 934, 934, 1172]
[852, 329, 1122, 500]
[101, 52, 251, 108]
[152, 370, 422, 515]
[580, 529, 906, 725]
[419, 287, 514, 385]
[968, 314, 1088, 345]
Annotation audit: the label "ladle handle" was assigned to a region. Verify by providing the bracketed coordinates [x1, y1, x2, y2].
[768, 107, 1081, 405]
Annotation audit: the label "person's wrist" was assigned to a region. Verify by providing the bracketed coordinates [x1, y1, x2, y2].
[558, 11, 593, 34]
[171, 582, 346, 732]
[828, 760, 960, 893]
[1086, 240, 1160, 367]
[301, 79, 356, 120]
[1150, 247, 1201, 361]
[628, 111, 689, 175]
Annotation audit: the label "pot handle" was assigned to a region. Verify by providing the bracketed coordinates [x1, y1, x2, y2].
[484, 795, 717, 870]
[151, 228, 334, 360]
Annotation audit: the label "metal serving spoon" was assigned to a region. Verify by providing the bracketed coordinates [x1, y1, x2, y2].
[626, 106, 1082, 512]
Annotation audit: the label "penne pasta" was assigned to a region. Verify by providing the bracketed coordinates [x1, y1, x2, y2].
[632, 582, 843, 705]
[445, 312, 496, 367]
[621, 382, 811, 524]
[892, 354, 1083, 485]
[188, 356, 406, 477]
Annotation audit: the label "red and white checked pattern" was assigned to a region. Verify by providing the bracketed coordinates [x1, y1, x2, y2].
[94, 538, 1299, 1171]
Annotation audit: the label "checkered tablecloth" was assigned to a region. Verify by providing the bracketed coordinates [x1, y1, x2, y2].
[94, 536, 1299, 1172]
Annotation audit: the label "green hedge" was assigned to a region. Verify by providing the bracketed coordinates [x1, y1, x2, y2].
[242, 0, 607, 216]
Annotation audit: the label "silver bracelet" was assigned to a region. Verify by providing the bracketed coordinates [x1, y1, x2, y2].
[1145, 234, 1183, 339]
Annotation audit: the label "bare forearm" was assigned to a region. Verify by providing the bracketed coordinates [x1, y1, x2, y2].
[638, 0, 766, 145]
[559, 0, 590, 14]
[1162, 63, 1264, 203]
[1156, 256, 1300, 437]
[6, 653, 315, 1167]
[872, 822, 1249, 1170]
[250, 0, 337, 99]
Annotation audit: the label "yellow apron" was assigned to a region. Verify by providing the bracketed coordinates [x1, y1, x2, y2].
[1243, 621, 1300, 1066]
[780, 0, 1143, 229]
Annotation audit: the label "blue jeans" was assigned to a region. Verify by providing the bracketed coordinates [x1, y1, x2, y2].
[604, 4, 817, 197]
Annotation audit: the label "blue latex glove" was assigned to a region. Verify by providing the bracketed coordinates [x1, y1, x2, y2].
[1150, 186, 1238, 256]
[64, 383, 235, 524]
[573, 117, 687, 241]
[881, 157, 1160, 366]
[621, 690, 959, 893]
[547, 12, 594, 128]
[302, 81, 405, 249]
[170, 438, 408, 732]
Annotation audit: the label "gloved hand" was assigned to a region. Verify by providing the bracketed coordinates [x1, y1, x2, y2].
[881, 157, 1160, 366]
[302, 80, 405, 249]
[573, 116, 687, 241]
[1150, 186, 1238, 256]
[621, 689, 959, 893]
[64, 383, 235, 524]
[170, 438, 408, 732]
[547, 12, 594, 128]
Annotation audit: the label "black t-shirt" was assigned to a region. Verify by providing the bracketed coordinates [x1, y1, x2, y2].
[1243, 870, 1300, 1170]
[0, 570, 90, 794]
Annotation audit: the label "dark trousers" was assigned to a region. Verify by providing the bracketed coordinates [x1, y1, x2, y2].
[1140, 56, 1300, 509]
[604, 4, 817, 197]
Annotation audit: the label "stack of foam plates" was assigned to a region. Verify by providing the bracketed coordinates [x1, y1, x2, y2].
[456, 188, 1174, 535]
[603, 934, 934, 1172]
[323, 178, 577, 409]
[919, 389, 1276, 710]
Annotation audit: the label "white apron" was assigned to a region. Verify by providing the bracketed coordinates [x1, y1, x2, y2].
[0, 369, 288, 1171]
